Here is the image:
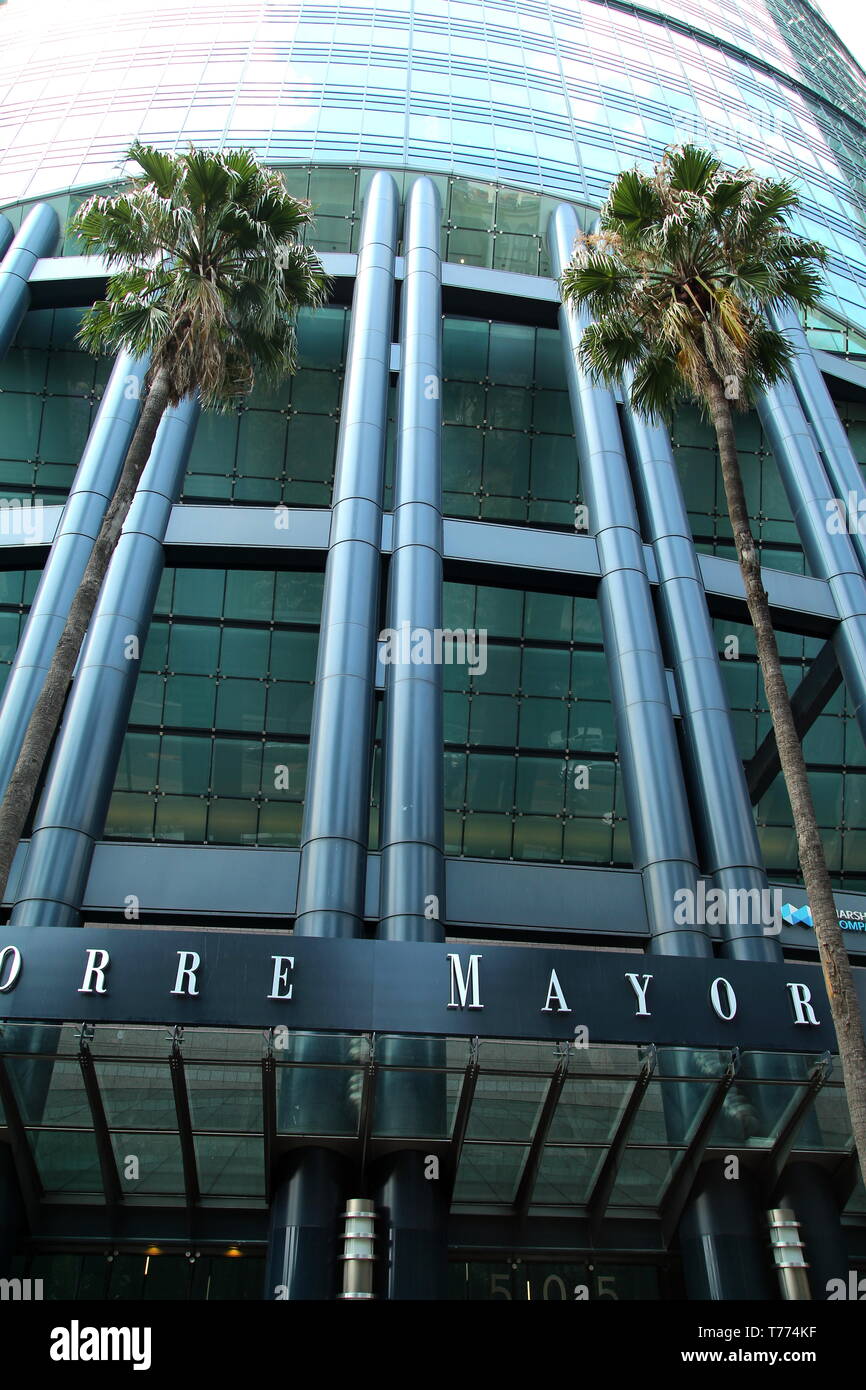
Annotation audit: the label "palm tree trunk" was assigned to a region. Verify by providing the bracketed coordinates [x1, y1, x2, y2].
[0, 366, 173, 905]
[707, 372, 866, 1185]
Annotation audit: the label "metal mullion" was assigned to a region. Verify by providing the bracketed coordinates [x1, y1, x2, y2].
[77, 1030, 122, 1210]
[357, 1034, 377, 1185]
[0, 1055, 43, 1224]
[659, 1047, 742, 1245]
[262, 1039, 277, 1204]
[447, 1036, 480, 1193]
[587, 1044, 657, 1240]
[763, 1053, 831, 1197]
[169, 1029, 200, 1209]
[513, 1042, 570, 1216]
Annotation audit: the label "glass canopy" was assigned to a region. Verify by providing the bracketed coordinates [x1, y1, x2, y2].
[0, 1022, 857, 1222]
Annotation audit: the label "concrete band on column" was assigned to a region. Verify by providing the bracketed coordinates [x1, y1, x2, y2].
[621, 399, 782, 964]
[774, 304, 866, 580]
[10, 396, 200, 927]
[0, 204, 60, 358]
[378, 176, 445, 943]
[757, 379, 866, 735]
[0, 352, 148, 800]
[548, 204, 708, 958]
[294, 170, 399, 938]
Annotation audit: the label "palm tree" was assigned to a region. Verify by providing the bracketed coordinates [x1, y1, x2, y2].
[0, 142, 330, 900]
[561, 143, 866, 1182]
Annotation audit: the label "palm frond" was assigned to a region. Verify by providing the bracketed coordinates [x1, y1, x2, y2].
[560, 142, 828, 417]
[73, 142, 331, 410]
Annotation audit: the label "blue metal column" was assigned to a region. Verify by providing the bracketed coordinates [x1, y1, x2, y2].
[550, 205, 776, 1299]
[757, 377, 866, 736]
[622, 401, 782, 965]
[295, 170, 398, 936]
[0, 204, 60, 358]
[773, 304, 866, 579]
[548, 204, 708, 957]
[9, 397, 200, 927]
[0, 215, 14, 261]
[678, 1159, 777, 1300]
[622, 393, 786, 1298]
[378, 176, 445, 944]
[373, 176, 448, 1301]
[268, 172, 399, 1301]
[0, 352, 148, 800]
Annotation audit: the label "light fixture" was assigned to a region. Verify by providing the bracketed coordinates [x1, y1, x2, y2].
[338, 1198, 377, 1299]
[225, 1247, 243, 1258]
[767, 1208, 811, 1300]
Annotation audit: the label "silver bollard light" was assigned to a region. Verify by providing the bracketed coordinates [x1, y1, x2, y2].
[767, 1208, 811, 1300]
[339, 1197, 377, 1300]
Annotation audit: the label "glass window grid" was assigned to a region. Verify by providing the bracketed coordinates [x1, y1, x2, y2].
[716, 619, 866, 889]
[441, 580, 630, 867]
[104, 567, 323, 848]
[0, 568, 40, 700]
[0, 309, 109, 505]
[441, 315, 581, 531]
[669, 404, 808, 574]
[4, 163, 865, 356]
[181, 307, 350, 509]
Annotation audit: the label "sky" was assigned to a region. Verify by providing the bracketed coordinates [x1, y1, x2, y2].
[813, 0, 866, 69]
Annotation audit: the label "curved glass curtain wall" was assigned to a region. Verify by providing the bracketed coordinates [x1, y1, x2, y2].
[1, 0, 866, 882]
[3, 0, 866, 338]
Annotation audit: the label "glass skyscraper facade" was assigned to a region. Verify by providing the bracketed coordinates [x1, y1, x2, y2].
[0, 0, 866, 1302]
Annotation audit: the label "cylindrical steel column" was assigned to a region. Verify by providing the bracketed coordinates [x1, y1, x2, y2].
[757, 378, 866, 736]
[295, 170, 398, 937]
[0, 352, 148, 800]
[9, 396, 200, 926]
[372, 1151, 449, 1301]
[0, 204, 60, 358]
[773, 303, 866, 580]
[378, 176, 445, 943]
[0, 215, 14, 262]
[264, 1150, 346, 1301]
[678, 1158, 777, 1300]
[622, 400, 782, 964]
[272, 172, 399, 1300]
[372, 176, 448, 1301]
[549, 204, 708, 957]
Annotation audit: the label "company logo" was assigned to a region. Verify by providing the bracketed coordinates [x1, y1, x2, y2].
[781, 903, 866, 933]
